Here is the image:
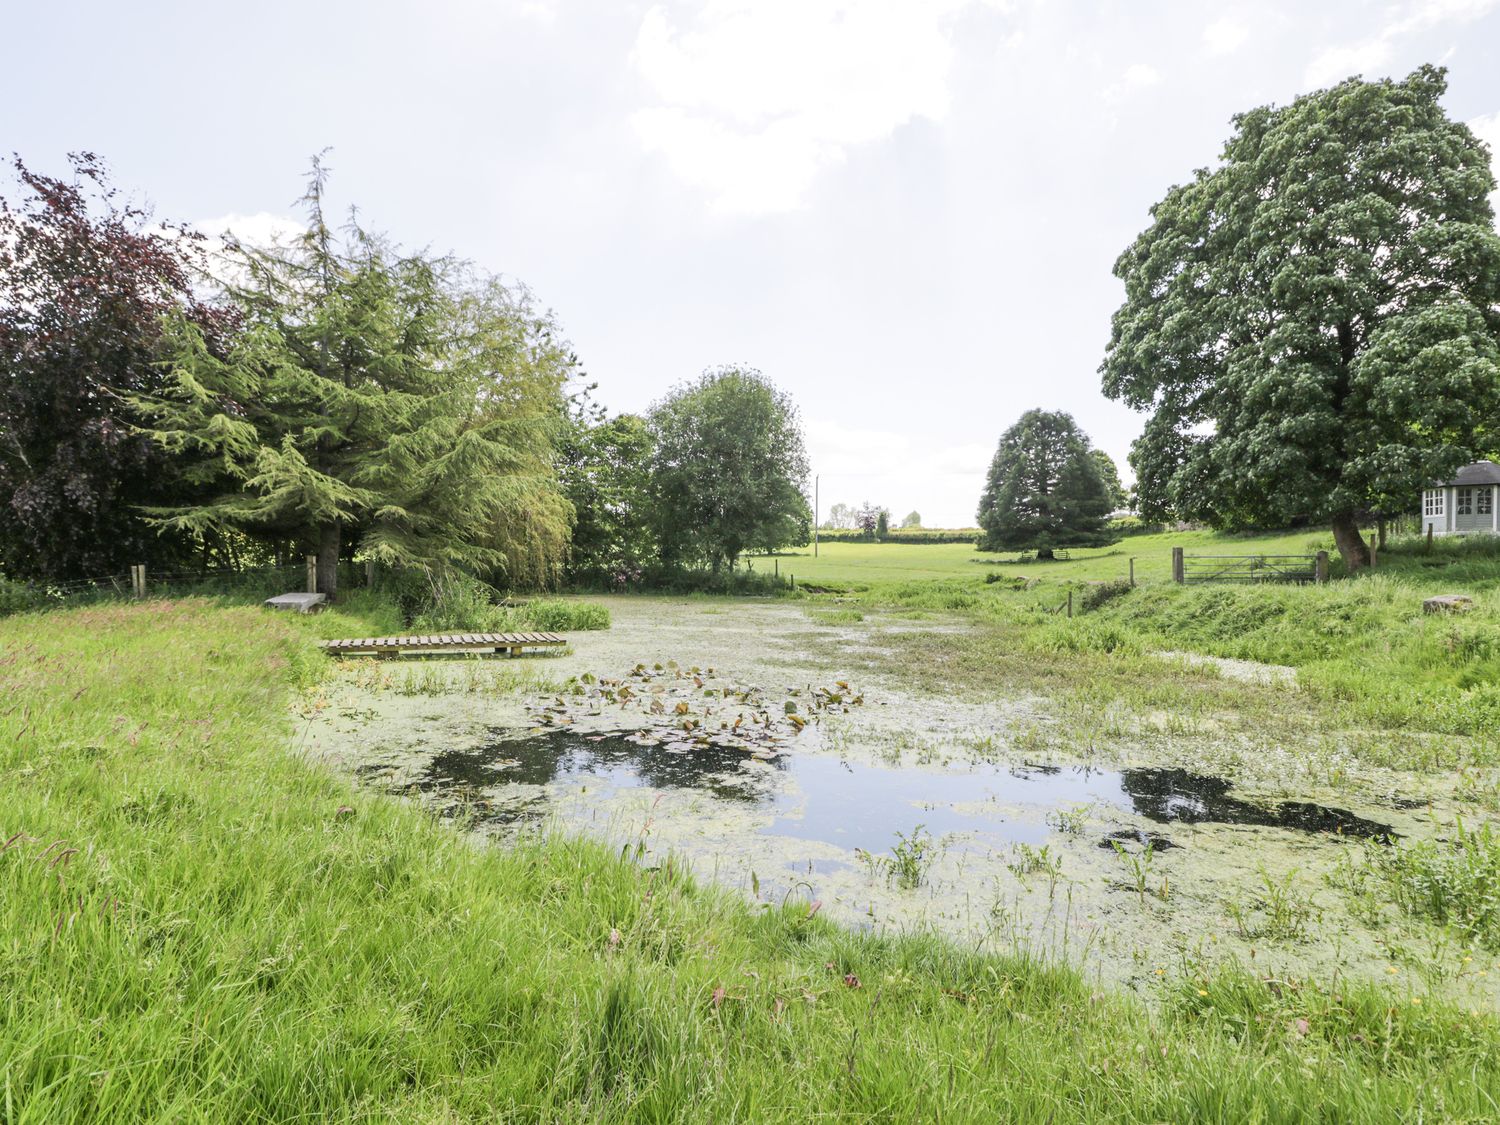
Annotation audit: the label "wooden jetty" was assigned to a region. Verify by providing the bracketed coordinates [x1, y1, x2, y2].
[320, 632, 567, 658]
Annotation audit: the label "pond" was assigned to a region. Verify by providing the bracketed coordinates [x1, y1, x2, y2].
[410, 727, 1396, 854]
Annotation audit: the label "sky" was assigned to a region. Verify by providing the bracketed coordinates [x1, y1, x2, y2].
[5, 0, 1500, 526]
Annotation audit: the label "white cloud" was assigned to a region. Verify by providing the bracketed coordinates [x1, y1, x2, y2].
[629, 0, 995, 215]
[195, 212, 304, 250]
[1202, 16, 1250, 55]
[1470, 110, 1500, 216]
[191, 213, 305, 288]
[1122, 63, 1161, 88]
[806, 417, 992, 527]
[1304, 40, 1395, 87]
[1304, 0, 1497, 87]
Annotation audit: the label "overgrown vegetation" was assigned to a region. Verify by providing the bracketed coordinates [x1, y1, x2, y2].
[4, 600, 1498, 1120]
[1344, 820, 1500, 949]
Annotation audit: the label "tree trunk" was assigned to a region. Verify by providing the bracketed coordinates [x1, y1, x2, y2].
[1037, 547, 1056, 561]
[316, 520, 341, 601]
[1331, 511, 1369, 572]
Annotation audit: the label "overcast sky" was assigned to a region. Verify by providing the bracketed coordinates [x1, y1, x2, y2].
[6, 0, 1500, 525]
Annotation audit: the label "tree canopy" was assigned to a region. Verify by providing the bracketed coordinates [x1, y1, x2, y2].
[140, 161, 572, 598]
[558, 393, 657, 586]
[976, 409, 1117, 558]
[1090, 450, 1128, 511]
[649, 366, 810, 571]
[0, 154, 229, 580]
[1101, 66, 1500, 569]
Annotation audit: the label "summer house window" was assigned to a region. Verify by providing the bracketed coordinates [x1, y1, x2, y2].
[1424, 490, 1444, 517]
[1481, 488, 1495, 517]
[1458, 487, 1474, 516]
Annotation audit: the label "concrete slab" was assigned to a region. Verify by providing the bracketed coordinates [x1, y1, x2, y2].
[265, 592, 327, 613]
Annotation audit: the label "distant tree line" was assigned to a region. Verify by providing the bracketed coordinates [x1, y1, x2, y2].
[0, 155, 811, 597]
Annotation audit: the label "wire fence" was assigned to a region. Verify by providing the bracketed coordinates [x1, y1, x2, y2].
[1, 560, 370, 614]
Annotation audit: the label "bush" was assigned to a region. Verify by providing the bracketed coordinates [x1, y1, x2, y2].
[0, 575, 46, 616]
[408, 572, 610, 633]
[1081, 579, 1133, 612]
[636, 567, 797, 597]
[513, 598, 610, 632]
[812, 528, 982, 545]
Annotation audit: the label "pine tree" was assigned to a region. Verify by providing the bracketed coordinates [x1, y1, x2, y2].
[976, 410, 1118, 558]
[139, 159, 572, 598]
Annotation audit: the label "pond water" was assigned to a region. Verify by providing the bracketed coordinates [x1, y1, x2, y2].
[410, 728, 1395, 854]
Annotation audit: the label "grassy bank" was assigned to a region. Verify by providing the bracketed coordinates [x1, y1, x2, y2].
[781, 534, 1500, 744]
[2, 600, 1498, 1121]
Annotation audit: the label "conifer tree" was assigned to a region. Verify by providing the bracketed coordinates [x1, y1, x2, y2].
[976, 410, 1118, 558]
[140, 160, 571, 598]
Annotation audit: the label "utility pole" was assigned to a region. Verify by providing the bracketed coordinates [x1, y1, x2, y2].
[814, 474, 819, 557]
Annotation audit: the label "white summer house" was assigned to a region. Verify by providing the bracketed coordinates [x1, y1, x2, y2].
[1421, 461, 1500, 536]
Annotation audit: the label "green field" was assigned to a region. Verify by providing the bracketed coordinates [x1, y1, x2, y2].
[770, 528, 1352, 587]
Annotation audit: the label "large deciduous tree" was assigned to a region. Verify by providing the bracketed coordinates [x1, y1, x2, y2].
[976, 409, 1118, 559]
[558, 391, 657, 586]
[1102, 66, 1500, 570]
[0, 153, 229, 580]
[141, 160, 571, 599]
[649, 366, 811, 571]
[1090, 449, 1128, 511]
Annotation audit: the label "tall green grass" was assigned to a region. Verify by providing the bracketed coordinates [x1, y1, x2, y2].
[1, 600, 1498, 1120]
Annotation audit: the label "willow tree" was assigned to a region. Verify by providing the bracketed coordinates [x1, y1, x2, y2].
[1101, 67, 1500, 569]
[140, 161, 571, 598]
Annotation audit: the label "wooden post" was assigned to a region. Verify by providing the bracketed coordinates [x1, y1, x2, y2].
[1129, 557, 1135, 587]
[1171, 547, 1184, 584]
[1370, 541, 1377, 570]
[1066, 590, 1073, 618]
[130, 565, 146, 599]
[774, 559, 779, 578]
[1315, 550, 1329, 584]
[1426, 525, 1434, 552]
[306, 555, 318, 594]
[365, 560, 375, 587]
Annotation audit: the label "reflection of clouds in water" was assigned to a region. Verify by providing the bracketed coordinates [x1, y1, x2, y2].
[408, 729, 1396, 848]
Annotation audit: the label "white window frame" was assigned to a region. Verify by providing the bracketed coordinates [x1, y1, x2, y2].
[1424, 489, 1445, 517]
[1458, 487, 1474, 516]
[1480, 487, 1494, 517]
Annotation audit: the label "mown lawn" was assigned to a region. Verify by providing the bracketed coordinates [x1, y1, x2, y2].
[2, 599, 1498, 1121]
[771, 528, 1333, 587]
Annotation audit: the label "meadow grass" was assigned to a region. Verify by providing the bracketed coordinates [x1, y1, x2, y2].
[782, 533, 1500, 747]
[3, 599, 1498, 1120]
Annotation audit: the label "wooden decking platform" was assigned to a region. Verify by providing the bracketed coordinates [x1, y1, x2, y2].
[320, 632, 567, 657]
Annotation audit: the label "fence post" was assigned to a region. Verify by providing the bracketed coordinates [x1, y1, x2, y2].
[1369, 541, 1377, 570]
[306, 555, 318, 594]
[1315, 550, 1329, 584]
[1066, 590, 1073, 618]
[1129, 557, 1135, 587]
[130, 564, 146, 599]
[365, 560, 375, 587]
[1171, 547, 1184, 584]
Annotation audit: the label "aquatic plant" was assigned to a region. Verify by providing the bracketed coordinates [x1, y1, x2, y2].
[1352, 819, 1500, 949]
[1228, 867, 1319, 942]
